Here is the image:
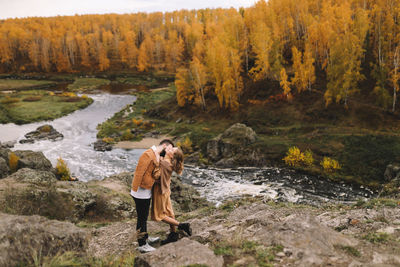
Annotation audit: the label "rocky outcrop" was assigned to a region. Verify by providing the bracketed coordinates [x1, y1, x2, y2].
[207, 123, 264, 167]
[0, 169, 135, 222]
[93, 139, 112, 151]
[384, 163, 400, 182]
[0, 213, 88, 267]
[7, 168, 57, 185]
[13, 150, 53, 172]
[0, 146, 10, 163]
[170, 173, 210, 212]
[134, 238, 223, 267]
[19, 124, 63, 144]
[0, 157, 9, 178]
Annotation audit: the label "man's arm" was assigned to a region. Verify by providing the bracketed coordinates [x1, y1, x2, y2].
[131, 153, 151, 191]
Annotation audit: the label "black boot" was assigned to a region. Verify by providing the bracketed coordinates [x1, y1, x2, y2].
[160, 232, 179, 245]
[178, 222, 192, 236]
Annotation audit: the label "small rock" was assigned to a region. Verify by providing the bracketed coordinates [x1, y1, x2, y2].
[19, 125, 63, 144]
[93, 139, 113, 152]
[1, 141, 16, 148]
[277, 252, 286, 257]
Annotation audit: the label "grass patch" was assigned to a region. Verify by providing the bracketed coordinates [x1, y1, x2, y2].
[352, 198, 400, 209]
[96, 86, 175, 141]
[363, 232, 391, 243]
[212, 239, 282, 267]
[67, 77, 110, 92]
[28, 251, 135, 267]
[0, 79, 55, 90]
[0, 90, 93, 124]
[116, 76, 159, 87]
[334, 244, 361, 257]
[76, 221, 111, 229]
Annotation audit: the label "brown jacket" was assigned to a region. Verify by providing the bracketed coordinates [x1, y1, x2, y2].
[131, 149, 158, 191]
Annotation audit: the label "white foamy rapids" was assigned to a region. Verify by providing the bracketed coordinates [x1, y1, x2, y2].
[181, 166, 304, 206]
[0, 94, 142, 181]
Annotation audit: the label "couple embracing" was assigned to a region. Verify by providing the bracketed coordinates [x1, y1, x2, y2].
[131, 139, 192, 253]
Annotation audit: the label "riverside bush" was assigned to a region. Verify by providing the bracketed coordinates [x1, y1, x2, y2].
[55, 157, 71, 181]
[283, 146, 304, 167]
[177, 136, 193, 154]
[8, 152, 19, 172]
[320, 157, 341, 173]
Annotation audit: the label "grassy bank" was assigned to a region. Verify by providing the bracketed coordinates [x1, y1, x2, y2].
[0, 90, 93, 124]
[0, 79, 56, 91]
[96, 80, 400, 190]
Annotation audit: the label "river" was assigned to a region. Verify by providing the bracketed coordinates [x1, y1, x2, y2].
[0, 93, 375, 206]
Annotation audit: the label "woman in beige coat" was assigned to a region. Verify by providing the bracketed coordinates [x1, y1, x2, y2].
[151, 146, 192, 245]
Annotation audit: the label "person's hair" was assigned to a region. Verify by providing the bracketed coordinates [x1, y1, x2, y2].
[172, 148, 184, 175]
[159, 139, 174, 147]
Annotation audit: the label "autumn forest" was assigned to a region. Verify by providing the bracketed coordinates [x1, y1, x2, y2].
[0, 0, 399, 112]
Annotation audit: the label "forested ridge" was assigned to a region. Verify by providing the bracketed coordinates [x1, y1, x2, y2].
[0, 0, 399, 112]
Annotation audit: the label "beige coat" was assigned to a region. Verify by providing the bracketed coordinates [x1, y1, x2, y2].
[151, 159, 174, 221]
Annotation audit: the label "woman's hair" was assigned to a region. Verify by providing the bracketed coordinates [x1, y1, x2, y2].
[172, 148, 184, 175]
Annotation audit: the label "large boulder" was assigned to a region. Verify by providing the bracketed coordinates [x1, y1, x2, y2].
[12, 150, 53, 172]
[384, 163, 400, 182]
[134, 238, 223, 267]
[7, 168, 57, 185]
[0, 158, 9, 178]
[207, 123, 264, 167]
[0, 213, 88, 267]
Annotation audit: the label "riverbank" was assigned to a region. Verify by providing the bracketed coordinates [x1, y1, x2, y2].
[95, 83, 400, 193]
[114, 135, 173, 149]
[0, 89, 93, 124]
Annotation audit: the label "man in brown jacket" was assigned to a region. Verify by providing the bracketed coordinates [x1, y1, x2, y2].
[131, 139, 174, 253]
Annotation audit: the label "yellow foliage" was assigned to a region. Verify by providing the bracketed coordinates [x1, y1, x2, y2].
[56, 157, 71, 181]
[283, 146, 305, 167]
[40, 125, 52, 133]
[102, 137, 115, 144]
[304, 149, 314, 167]
[8, 152, 19, 172]
[132, 118, 143, 126]
[61, 92, 77, 97]
[177, 136, 193, 154]
[48, 91, 55, 96]
[81, 94, 88, 99]
[320, 157, 341, 173]
[121, 129, 134, 141]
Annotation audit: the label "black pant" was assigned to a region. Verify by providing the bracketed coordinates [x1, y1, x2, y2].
[132, 196, 151, 246]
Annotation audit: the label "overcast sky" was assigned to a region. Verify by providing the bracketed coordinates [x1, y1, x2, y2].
[0, 0, 256, 19]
